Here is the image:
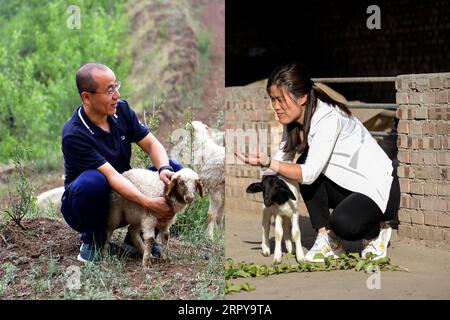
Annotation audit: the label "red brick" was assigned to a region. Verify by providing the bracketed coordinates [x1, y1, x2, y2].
[423, 152, 437, 165]
[409, 92, 421, 104]
[410, 182, 423, 195]
[415, 76, 430, 91]
[414, 107, 428, 119]
[442, 136, 450, 149]
[396, 106, 409, 120]
[399, 178, 411, 193]
[417, 226, 432, 240]
[415, 167, 441, 180]
[398, 224, 413, 239]
[434, 199, 448, 212]
[397, 120, 409, 134]
[397, 165, 415, 178]
[401, 194, 419, 209]
[444, 230, 450, 244]
[440, 215, 450, 228]
[436, 90, 449, 104]
[436, 122, 449, 135]
[397, 150, 410, 163]
[422, 92, 436, 104]
[418, 137, 440, 150]
[409, 121, 422, 135]
[437, 152, 450, 166]
[421, 122, 436, 135]
[428, 107, 450, 121]
[401, 194, 411, 208]
[424, 212, 438, 226]
[423, 182, 437, 195]
[430, 76, 444, 89]
[396, 92, 409, 104]
[432, 136, 442, 149]
[443, 168, 450, 181]
[409, 137, 419, 149]
[398, 210, 411, 223]
[437, 183, 450, 196]
[397, 135, 408, 148]
[410, 151, 423, 165]
[417, 225, 443, 241]
[396, 78, 409, 91]
[419, 197, 434, 211]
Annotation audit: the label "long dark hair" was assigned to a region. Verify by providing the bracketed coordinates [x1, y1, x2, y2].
[266, 62, 352, 154]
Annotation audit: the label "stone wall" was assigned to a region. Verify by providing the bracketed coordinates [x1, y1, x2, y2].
[225, 73, 450, 245]
[224, 86, 291, 215]
[396, 73, 450, 244]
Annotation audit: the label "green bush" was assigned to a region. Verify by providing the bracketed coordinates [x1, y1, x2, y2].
[0, 0, 132, 171]
[172, 193, 210, 243]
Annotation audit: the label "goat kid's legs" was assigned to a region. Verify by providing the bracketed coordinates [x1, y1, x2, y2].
[207, 191, 224, 240]
[101, 228, 113, 257]
[140, 224, 156, 267]
[282, 217, 293, 254]
[273, 215, 284, 264]
[291, 213, 305, 261]
[261, 208, 272, 257]
[160, 228, 170, 263]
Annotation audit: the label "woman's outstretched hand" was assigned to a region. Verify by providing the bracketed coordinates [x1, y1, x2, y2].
[234, 151, 269, 167]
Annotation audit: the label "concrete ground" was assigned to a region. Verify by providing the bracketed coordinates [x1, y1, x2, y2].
[225, 207, 450, 300]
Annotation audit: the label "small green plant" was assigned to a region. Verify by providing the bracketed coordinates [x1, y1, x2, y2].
[0, 262, 17, 297]
[172, 193, 210, 242]
[131, 96, 166, 169]
[3, 148, 36, 230]
[224, 254, 408, 294]
[225, 281, 255, 294]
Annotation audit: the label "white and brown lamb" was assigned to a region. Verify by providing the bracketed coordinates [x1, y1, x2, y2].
[103, 167, 204, 267]
[191, 121, 225, 240]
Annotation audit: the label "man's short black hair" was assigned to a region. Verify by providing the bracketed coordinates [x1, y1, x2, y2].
[75, 63, 110, 95]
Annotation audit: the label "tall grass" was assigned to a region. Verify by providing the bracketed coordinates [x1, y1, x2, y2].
[0, 0, 132, 171]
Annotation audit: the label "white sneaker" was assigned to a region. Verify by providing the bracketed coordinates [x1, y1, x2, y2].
[362, 226, 392, 261]
[305, 232, 344, 262]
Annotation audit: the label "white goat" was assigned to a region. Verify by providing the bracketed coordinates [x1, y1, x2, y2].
[191, 121, 225, 240]
[103, 168, 204, 267]
[246, 175, 305, 264]
[36, 186, 65, 213]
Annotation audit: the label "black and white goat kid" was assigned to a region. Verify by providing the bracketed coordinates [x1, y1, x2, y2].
[246, 175, 305, 264]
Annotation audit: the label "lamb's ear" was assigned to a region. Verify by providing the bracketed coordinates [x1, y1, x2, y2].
[283, 185, 296, 201]
[165, 175, 180, 196]
[246, 182, 263, 193]
[195, 179, 205, 197]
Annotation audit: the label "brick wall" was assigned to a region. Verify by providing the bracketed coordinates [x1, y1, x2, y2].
[396, 73, 450, 244]
[225, 73, 450, 245]
[224, 86, 293, 215]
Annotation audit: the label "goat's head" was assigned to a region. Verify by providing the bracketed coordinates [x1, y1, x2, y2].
[191, 121, 213, 139]
[165, 168, 205, 204]
[246, 175, 296, 208]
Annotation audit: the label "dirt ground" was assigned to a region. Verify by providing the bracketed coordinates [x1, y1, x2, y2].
[225, 206, 450, 300]
[0, 217, 222, 299]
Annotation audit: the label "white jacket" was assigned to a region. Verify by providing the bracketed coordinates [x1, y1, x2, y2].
[273, 99, 394, 213]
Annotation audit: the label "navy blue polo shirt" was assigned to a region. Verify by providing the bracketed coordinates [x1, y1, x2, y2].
[62, 99, 149, 186]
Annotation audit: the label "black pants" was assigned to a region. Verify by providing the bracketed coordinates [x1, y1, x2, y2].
[299, 174, 400, 241]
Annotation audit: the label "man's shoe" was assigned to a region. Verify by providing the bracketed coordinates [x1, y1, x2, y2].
[151, 242, 162, 259]
[77, 242, 101, 263]
[362, 226, 392, 261]
[305, 232, 344, 262]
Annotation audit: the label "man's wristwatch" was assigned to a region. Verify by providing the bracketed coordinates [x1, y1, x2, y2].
[261, 157, 271, 168]
[158, 165, 174, 174]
